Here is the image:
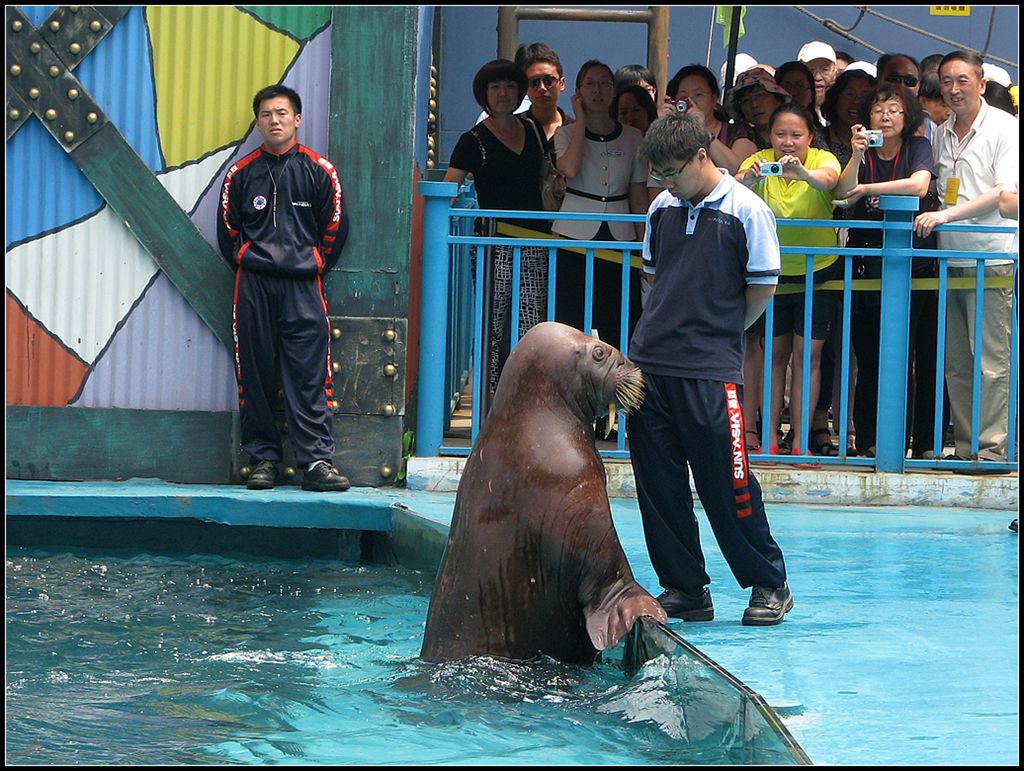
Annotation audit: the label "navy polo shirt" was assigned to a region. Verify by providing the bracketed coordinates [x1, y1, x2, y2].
[629, 171, 780, 384]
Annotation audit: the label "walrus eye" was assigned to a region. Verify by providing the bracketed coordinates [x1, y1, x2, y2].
[592, 346, 607, 361]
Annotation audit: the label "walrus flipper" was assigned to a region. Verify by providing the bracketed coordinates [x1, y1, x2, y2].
[583, 578, 668, 651]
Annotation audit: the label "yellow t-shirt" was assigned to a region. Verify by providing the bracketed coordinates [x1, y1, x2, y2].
[740, 147, 840, 276]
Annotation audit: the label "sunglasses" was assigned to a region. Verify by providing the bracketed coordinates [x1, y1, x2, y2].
[885, 74, 919, 88]
[529, 75, 561, 89]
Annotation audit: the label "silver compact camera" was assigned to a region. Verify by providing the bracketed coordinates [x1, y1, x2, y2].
[865, 129, 883, 147]
[761, 161, 784, 176]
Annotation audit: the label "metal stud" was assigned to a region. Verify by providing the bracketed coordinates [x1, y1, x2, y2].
[67, 88, 80, 100]
[50, 20, 61, 32]
[64, 131, 75, 143]
[12, 19, 23, 31]
[86, 112, 97, 124]
[9, 108, 21, 121]
[48, 65, 60, 78]
[69, 42, 81, 55]
[44, 108, 57, 121]
[380, 464, 394, 479]
[382, 329, 397, 343]
[9, 64, 21, 76]
[284, 466, 296, 479]
[69, 6, 80, 13]
[331, 361, 341, 373]
[382, 363, 398, 378]
[28, 88, 40, 99]
[331, 327, 341, 340]
[240, 465, 252, 478]
[90, 20, 102, 32]
[30, 42, 41, 54]
[383, 404, 395, 416]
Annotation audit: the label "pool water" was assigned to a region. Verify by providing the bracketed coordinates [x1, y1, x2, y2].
[6, 548, 786, 765]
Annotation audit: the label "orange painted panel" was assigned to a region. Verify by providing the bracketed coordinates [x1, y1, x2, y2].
[6, 294, 89, 406]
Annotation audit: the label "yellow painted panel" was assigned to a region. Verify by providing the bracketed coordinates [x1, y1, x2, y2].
[929, 6, 971, 16]
[149, 6, 300, 166]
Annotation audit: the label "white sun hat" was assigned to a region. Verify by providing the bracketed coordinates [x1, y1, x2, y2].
[720, 53, 759, 87]
[982, 63, 1011, 88]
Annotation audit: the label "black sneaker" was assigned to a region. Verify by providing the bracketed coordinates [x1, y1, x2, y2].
[302, 460, 351, 492]
[742, 583, 793, 626]
[246, 459, 278, 490]
[656, 587, 714, 621]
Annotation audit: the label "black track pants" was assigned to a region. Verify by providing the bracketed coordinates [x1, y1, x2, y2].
[628, 373, 787, 595]
[233, 269, 335, 465]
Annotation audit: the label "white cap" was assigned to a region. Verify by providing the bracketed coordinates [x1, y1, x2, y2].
[797, 41, 836, 65]
[982, 63, 1011, 88]
[720, 53, 758, 87]
[845, 61, 877, 78]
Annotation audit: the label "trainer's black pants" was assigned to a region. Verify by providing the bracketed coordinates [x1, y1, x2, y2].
[628, 374, 787, 595]
[233, 269, 335, 466]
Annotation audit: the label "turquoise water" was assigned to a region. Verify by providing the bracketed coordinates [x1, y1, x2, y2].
[6, 548, 782, 765]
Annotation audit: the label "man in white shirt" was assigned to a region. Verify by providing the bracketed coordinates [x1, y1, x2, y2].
[914, 50, 1019, 466]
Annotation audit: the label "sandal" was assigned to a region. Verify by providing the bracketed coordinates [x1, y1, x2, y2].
[810, 427, 838, 457]
[745, 430, 762, 453]
[773, 429, 794, 456]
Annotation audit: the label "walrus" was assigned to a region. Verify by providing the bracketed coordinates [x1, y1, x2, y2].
[420, 322, 667, 665]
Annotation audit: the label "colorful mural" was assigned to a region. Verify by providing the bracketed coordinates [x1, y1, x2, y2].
[6, 6, 333, 412]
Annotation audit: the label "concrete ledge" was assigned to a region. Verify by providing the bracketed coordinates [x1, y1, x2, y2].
[406, 457, 1018, 511]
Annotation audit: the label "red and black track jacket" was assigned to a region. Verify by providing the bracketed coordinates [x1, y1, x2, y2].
[217, 143, 349, 275]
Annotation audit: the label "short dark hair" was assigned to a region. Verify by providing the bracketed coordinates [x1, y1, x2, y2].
[918, 72, 944, 102]
[639, 112, 712, 170]
[615, 63, 658, 94]
[515, 42, 563, 77]
[575, 59, 614, 90]
[835, 51, 855, 66]
[768, 102, 819, 134]
[939, 49, 985, 80]
[859, 83, 925, 141]
[472, 58, 528, 113]
[920, 53, 944, 75]
[665, 64, 720, 100]
[822, 68, 877, 125]
[983, 81, 1017, 116]
[876, 52, 921, 79]
[610, 84, 658, 124]
[252, 84, 301, 118]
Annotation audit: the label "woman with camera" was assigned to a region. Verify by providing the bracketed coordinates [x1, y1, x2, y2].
[833, 83, 940, 459]
[736, 104, 842, 456]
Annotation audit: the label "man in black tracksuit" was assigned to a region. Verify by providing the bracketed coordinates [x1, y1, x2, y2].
[217, 84, 351, 492]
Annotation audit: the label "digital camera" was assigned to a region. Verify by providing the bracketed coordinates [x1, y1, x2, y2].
[761, 161, 784, 176]
[865, 129, 884, 147]
[674, 98, 690, 113]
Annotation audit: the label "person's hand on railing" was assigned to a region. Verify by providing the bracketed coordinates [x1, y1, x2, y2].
[913, 209, 950, 238]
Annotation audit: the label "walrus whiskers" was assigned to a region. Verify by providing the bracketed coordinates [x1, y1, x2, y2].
[615, 368, 645, 414]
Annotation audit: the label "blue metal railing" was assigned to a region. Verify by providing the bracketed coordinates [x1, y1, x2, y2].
[416, 181, 1018, 475]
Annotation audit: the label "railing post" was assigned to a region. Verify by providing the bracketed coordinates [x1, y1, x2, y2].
[876, 195, 918, 472]
[415, 181, 458, 456]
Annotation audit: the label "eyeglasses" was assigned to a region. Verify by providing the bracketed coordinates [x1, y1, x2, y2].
[885, 74, 919, 88]
[529, 75, 561, 89]
[869, 106, 904, 118]
[649, 156, 696, 182]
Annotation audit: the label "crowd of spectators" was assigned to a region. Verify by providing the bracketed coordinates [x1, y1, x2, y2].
[445, 40, 1018, 466]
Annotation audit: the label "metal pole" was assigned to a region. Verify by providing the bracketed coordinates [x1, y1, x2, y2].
[415, 181, 458, 456]
[722, 6, 742, 92]
[875, 195, 918, 472]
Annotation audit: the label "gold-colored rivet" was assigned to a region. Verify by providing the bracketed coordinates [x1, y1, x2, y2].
[69, 42, 81, 55]
[64, 131, 75, 143]
[49, 65, 60, 78]
[90, 20, 102, 32]
[9, 108, 21, 121]
[44, 108, 57, 121]
[28, 88, 40, 99]
[50, 20, 61, 32]
[331, 361, 340, 373]
[12, 19, 23, 31]
[332, 399, 340, 411]
[30, 42, 42, 54]
[240, 465, 252, 478]
[69, 6, 80, 13]
[382, 404, 395, 416]
[9, 64, 21, 76]
[284, 466, 296, 479]
[383, 363, 397, 378]
[380, 465, 394, 479]
[331, 327, 341, 340]
[67, 88, 80, 100]
[382, 329, 397, 343]
[86, 112, 98, 123]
